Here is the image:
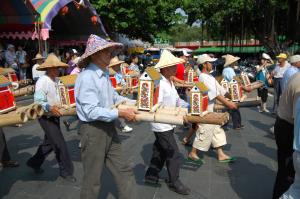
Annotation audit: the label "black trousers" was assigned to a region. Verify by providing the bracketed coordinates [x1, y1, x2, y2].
[273, 116, 295, 199]
[0, 128, 10, 162]
[27, 116, 74, 177]
[257, 87, 268, 103]
[230, 109, 242, 129]
[145, 129, 181, 184]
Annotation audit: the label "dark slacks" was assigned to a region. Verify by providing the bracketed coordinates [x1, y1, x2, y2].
[273, 78, 282, 112]
[230, 109, 242, 129]
[27, 116, 74, 177]
[145, 129, 181, 184]
[257, 87, 268, 103]
[0, 128, 10, 162]
[273, 116, 295, 199]
[80, 121, 136, 199]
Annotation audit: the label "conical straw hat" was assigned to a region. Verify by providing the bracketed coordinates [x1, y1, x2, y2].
[154, 50, 185, 69]
[37, 54, 69, 71]
[109, 56, 124, 67]
[223, 54, 240, 67]
[32, 53, 45, 61]
[78, 34, 123, 68]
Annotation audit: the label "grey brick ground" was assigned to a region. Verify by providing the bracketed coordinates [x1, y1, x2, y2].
[0, 98, 277, 199]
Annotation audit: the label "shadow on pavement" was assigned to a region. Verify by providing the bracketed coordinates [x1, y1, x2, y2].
[248, 119, 273, 132]
[248, 142, 277, 161]
[228, 157, 275, 199]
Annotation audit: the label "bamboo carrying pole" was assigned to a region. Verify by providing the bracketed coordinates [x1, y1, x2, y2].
[16, 106, 37, 120]
[13, 85, 35, 97]
[16, 104, 44, 119]
[214, 97, 261, 111]
[47, 103, 229, 125]
[0, 111, 28, 127]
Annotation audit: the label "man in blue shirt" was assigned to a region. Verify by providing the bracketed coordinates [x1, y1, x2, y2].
[75, 35, 137, 199]
[281, 55, 300, 92]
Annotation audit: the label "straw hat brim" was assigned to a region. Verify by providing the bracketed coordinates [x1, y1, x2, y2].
[154, 58, 185, 70]
[37, 63, 69, 71]
[224, 57, 240, 67]
[109, 60, 124, 68]
[32, 56, 45, 61]
[78, 43, 123, 68]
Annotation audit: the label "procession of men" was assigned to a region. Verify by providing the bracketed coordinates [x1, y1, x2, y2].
[1, 33, 300, 199]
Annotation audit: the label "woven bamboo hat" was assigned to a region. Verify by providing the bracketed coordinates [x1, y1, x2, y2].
[223, 54, 240, 67]
[109, 56, 124, 67]
[154, 50, 184, 69]
[78, 34, 123, 68]
[32, 53, 45, 61]
[37, 54, 69, 71]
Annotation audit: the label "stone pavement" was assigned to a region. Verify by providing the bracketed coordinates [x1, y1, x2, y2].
[0, 102, 277, 199]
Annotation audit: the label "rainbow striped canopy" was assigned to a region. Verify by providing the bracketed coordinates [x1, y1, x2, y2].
[30, 0, 72, 29]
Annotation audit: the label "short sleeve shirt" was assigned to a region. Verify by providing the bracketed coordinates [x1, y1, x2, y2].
[199, 73, 226, 112]
[277, 72, 300, 124]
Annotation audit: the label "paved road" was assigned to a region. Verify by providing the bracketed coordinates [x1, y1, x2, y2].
[1, 99, 277, 199]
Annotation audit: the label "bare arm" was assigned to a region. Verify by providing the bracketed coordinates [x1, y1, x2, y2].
[216, 95, 237, 110]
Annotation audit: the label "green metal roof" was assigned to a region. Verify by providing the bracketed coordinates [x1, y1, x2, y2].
[194, 46, 266, 54]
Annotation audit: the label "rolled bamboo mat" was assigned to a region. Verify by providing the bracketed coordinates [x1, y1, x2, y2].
[0, 111, 28, 127]
[13, 85, 35, 97]
[185, 112, 229, 125]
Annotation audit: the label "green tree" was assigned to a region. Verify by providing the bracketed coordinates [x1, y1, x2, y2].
[182, 0, 300, 54]
[90, 0, 182, 42]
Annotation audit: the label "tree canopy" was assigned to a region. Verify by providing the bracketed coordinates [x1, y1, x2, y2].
[182, 0, 300, 53]
[90, 0, 182, 41]
[91, 0, 300, 53]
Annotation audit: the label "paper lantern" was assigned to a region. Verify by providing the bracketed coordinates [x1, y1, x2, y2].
[57, 75, 77, 107]
[190, 82, 209, 115]
[137, 67, 161, 111]
[61, 6, 69, 16]
[91, 15, 98, 25]
[0, 75, 16, 114]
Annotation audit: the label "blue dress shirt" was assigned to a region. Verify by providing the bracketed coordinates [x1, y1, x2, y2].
[75, 63, 130, 122]
[222, 67, 236, 82]
[281, 66, 299, 92]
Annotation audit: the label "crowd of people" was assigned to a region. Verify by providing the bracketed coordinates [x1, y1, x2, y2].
[0, 35, 300, 199]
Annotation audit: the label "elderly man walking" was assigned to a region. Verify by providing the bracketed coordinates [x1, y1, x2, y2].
[75, 34, 138, 199]
[26, 54, 75, 182]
